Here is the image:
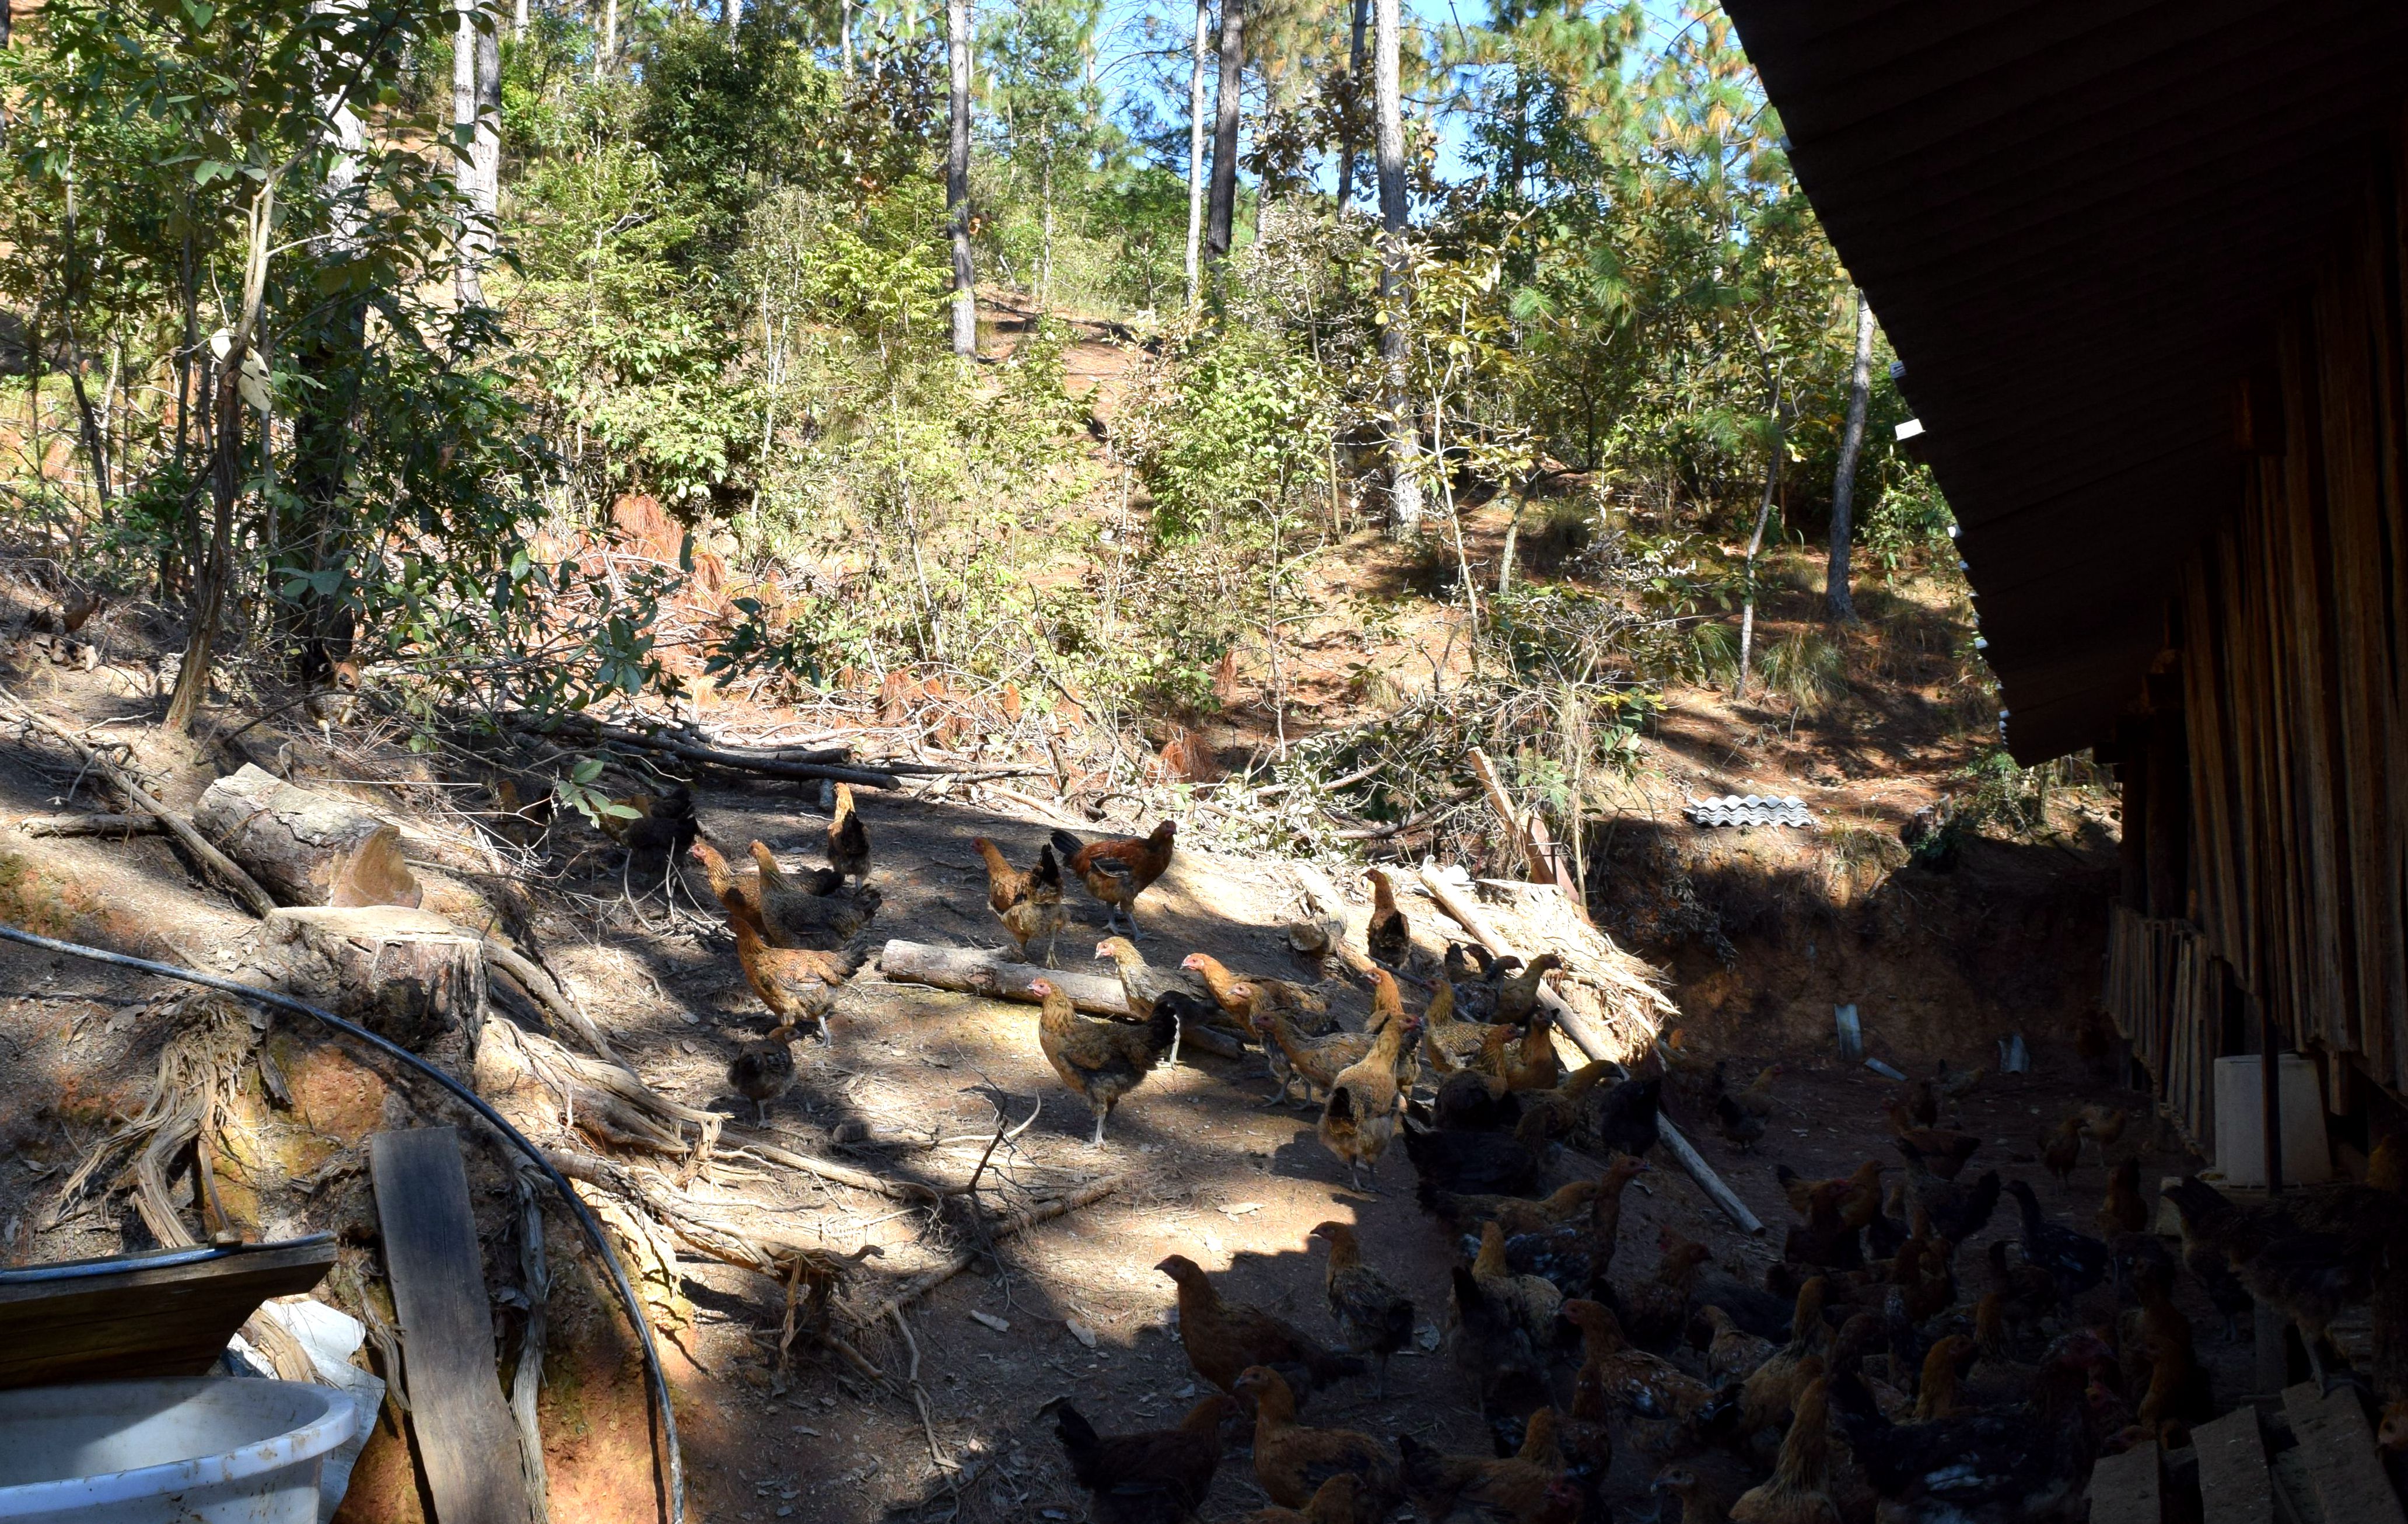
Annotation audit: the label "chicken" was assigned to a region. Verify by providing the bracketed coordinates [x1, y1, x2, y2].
[1727, 1062, 1784, 1120]
[1910, 1335, 1973, 1420]
[598, 784, 694, 845]
[2003, 1178, 2109, 1304]
[972, 837, 1064, 965]
[1573, 1074, 1662, 1161]
[1884, 1103, 1982, 1179]
[1181, 952, 1331, 1025]
[1423, 975, 1518, 1065]
[1510, 1060, 1616, 1142]
[1032, 976, 1178, 1145]
[1491, 953, 1563, 1028]
[1653, 1463, 1749, 1524]
[2039, 1116, 2082, 1189]
[1627, 1233, 1714, 1352]
[1703, 1305, 1779, 1382]
[1471, 1221, 1564, 1351]
[1259, 1007, 1382, 1104]
[1423, 1156, 1639, 1240]
[732, 918, 842, 1040]
[1396, 1414, 1566, 1524]
[1497, 1012, 1563, 1094]
[727, 1018, 799, 1124]
[1049, 1393, 1235, 1524]
[1095, 936, 1213, 1017]
[2095, 1159, 2149, 1240]
[690, 838, 771, 939]
[751, 840, 880, 948]
[1899, 1076, 1939, 1130]
[1897, 1144, 2000, 1245]
[1157, 1254, 1366, 1399]
[1934, 1057, 1983, 1105]
[1448, 1260, 1556, 1458]
[1741, 1278, 1829, 1437]
[825, 780, 869, 889]
[2127, 1260, 2208, 1428]
[1558, 1298, 1729, 1460]
[1052, 822, 1177, 936]
[1320, 1011, 1419, 1190]
[1404, 1107, 1550, 1198]
[1730, 1376, 1840, 1524]
[1366, 869, 1411, 967]
[1827, 1331, 2118, 1522]
[1483, 1152, 1649, 1302]
[1782, 1179, 1864, 1271]
[1231, 1473, 1361, 1524]
[2078, 1104, 2129, 1162]
[1231, 1366, 1399, 1515]
[1715, 1090, 1768, 1152]
[1779, 1161, 1885, 1231]
[1310, 1222, 1413, 1396]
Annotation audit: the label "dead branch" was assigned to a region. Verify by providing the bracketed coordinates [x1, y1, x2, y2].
[855, 1173, 1124, 1329]
[482, 936, 617, 1060]
[18, 811, 163, 838]
[723, 1128, 943, 1204]
[501, 711, 902, 789]
[0, 687, 278, 916]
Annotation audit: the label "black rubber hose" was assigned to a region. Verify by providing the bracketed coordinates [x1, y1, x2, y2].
[0, 921, 685, 1524]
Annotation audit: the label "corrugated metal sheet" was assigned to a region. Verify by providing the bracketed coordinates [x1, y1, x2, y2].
[1722, 0, 2408, 762]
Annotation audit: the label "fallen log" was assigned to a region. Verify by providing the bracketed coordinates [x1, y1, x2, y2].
[1415, 866, 1762, 1236]
[18, 812, 163, 838]
[0, 688, 278, 917]
[723, 1127, 942, 1204]
[194, 765, 420, 910]
[262, 906, 488, 1052]
[501, 711, 901, 790]
[874, 939, 1246, 1060]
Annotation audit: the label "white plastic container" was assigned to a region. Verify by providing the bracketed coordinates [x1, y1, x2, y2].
[0, 1379, 357, 1524]
[2213, 1053, 2333, 1187]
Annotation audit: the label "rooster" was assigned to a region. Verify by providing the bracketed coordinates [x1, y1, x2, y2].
[971, 837, 1063, 965]
[1048, 1393, 1234, 1524]
[1031, 976, 1178, 1145]
[1051, 821, 1177, 936]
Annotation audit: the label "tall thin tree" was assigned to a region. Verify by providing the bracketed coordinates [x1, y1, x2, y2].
[946, 0, 977, 356]
[1182, 0, 1208, 304]
[1203, 0, 1244, 264]
[453, 0, 500, 305]
[1373, 0, 1419, 534]
[1334, 0, 1367, 208]
[726, 0, 739, 39]
[1825, 289, 1874, 622]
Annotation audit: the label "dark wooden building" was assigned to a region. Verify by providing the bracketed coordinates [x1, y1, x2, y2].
[1722, 2, 2408, 1160]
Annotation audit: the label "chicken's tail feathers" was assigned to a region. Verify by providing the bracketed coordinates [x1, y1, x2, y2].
[1034, 843, 1061, 885]
[1414, 1171, 1445, 1215]
[1145, 999, 1181, 1058]
[1326, 1085, 1357, 1124]
[1051, 1400, 1100, 1461]
[1308, 1350, 1370, 1386]
[1048, 828, 1087, 864]
[1776, 1162, 1802, 1188]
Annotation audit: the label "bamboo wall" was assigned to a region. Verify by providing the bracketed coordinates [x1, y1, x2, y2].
[2104, 907, 2216, 1148]
[2143, 118, 2408, 1107]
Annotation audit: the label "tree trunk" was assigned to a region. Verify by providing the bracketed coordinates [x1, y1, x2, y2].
[946, 0, 976, 357]
[725, 0, 738, 39]
[195, 764, 424, 909]
[261, 906, 487, 1053]
[1373, 0, 1420, 536]
[1335, 0, 1367, 208]
[1203, 0, 1244, 264]
[1734, 395, 1783, 699]
[597, 0, 617, 78]
[165, 349, 241, 734]
[1826, 289, 1874, 623]
[513, 0, 526, 37]
[453, 2, 500, 305]
[1182, 0, 1208, 305]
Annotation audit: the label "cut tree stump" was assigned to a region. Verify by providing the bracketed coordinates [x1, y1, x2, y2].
[195, 764, 421, 909]
[264, 906, 487, 1051]
[876, 939, 1245, 1059]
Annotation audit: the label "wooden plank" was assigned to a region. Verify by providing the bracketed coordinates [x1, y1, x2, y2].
[2086, 1439, 2162, 1524]
[2191, 1407, 2274, 1524]
[2282, 1381, 2407, 1524]
[0, 1238, 334, 1389]
[370, 1127, 531, 1524]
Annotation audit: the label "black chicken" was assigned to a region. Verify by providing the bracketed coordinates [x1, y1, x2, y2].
[1404, 1111, 1548, 1198]
[1432, 1069, 1522, 1132]
[1446, 1264, 1555, 1456]
[1899, 1143, 2001, 1245]
[1574, 1075, 1661, 1160]
[2004, 1179, 2109, 1303]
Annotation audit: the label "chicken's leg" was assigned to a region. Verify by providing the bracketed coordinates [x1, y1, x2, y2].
[1088, 1100, 1109, 1147]
[755, 1099, 769, 1126]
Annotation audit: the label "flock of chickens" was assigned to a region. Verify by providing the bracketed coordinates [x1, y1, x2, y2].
[659, 791, 2408, 1523]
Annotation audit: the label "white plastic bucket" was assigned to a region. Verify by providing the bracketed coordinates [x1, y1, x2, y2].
[0, 1379, 358, 1524]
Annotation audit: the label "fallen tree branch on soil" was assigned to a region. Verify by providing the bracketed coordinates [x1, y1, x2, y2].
[502, 710, 902, 789]
[725, 1126, 943, 1204]
[481, 936, 617, 1059]
[1415, 866, 1762, 1236]
[855, 1172, 1125, 1329]
[873, 941, 1248, 1060]
[0, 687, 278, 916]
[17, 811, 163, 837]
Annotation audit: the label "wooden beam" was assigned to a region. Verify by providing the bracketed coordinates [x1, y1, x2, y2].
[2190, 1407, 2273, 1524]
[873, 940, 1245, 1060]
[2084, 1440, 2161, 1524]
[2283, 1382, 2407, 1524]
[370, 1128, 533, 1524]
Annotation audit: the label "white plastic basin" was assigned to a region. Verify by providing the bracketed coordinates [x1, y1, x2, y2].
[0, 1379, 357, 1524]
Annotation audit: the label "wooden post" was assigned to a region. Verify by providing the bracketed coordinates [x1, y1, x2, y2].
[2256, 981, 2290, 1392]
